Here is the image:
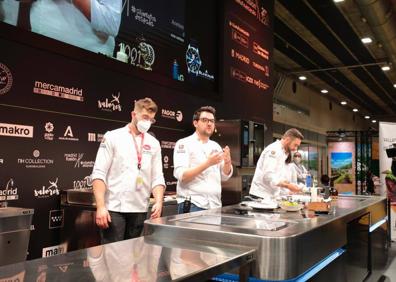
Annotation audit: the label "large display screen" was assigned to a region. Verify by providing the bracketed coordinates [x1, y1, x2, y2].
[0, 0, 218, 94]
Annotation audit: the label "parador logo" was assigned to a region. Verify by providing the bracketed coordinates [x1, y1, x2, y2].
[0, 62, 13, 95]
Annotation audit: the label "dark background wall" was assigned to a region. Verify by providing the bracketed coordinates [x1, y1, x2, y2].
[0, 0, 273, 259]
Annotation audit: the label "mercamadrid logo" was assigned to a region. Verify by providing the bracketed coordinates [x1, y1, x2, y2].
[0, 178, 18, 201]
[0, 123, 33, 138]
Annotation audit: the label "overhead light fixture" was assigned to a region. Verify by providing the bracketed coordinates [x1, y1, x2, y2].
[372, 120, 377, 123]
[341, 101, 347, 105]
[364, 115, 370, 119]
[334, 0, 344, 2]
[353, 108, 358, 112]
[321, 89, 328, 94]
[299, 76, 307, 81]
[382, 65, 391, 71]
[393, 83, 396, 88]
[361, 37, 372, 44]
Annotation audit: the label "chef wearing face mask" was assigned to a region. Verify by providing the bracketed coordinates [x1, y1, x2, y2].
[289, 151, 308, 185]
[91, 97, 166, 244]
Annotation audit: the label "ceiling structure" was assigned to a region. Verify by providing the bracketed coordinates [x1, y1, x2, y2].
[274, 0, 396, 123]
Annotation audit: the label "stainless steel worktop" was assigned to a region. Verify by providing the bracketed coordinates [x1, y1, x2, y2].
[0, 235, 255, 282]
[145, 195, 387, 280]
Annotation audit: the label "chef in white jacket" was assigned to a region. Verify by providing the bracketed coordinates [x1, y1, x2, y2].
[249, 128, 304, 199]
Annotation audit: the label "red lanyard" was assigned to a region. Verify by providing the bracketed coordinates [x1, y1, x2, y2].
[132, 133, 145, 170]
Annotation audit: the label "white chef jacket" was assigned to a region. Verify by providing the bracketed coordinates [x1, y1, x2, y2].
[30, 0, 121, 56]
[249, 140, 291, 199]
[91, 124, 165, 213]
[173, 132, 233, 209]
[0, 0, 19, 26]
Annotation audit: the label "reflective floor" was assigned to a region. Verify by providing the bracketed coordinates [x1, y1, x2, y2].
[367, 240, 396, 282]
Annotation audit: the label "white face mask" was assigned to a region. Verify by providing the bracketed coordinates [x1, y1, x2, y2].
[136, 119, 151, 133]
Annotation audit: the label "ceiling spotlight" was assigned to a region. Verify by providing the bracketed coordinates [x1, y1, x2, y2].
[321, 89, 328, 94]
[361, 37, 372, 44]
[341, 101, 347, 105]
[353, 108, 358, 112]
[382, 65, 391, 71]
[299, 76, 307, 81]
[393, 83, 396, 88]
[334, 0, 345, 2]
[372, 120, 377, 123]
[364, 115, 370, 119]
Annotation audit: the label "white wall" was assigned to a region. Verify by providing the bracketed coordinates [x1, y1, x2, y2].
[273, 78, 371, 135]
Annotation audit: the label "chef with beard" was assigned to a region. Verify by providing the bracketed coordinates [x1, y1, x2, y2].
[173, 106, 233, 213]
[249, 128, 304, 199]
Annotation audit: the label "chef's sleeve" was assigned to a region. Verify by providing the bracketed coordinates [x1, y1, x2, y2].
[173, 140, 189, 181]
[91, 132, 113, 186]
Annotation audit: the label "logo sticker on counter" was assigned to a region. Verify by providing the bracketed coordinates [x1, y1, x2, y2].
[42, 243, 67, 258]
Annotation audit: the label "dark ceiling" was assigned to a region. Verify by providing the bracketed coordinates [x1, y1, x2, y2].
[274, 0, 396, 122]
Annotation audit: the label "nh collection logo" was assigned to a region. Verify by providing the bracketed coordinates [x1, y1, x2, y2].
[49, 209, 64, 229]
[88, 132, 104, 142]
[0, 62, 13, 95]
[64, 153, 94, 168]
[73, 175, 93, 190]
[42, 243, 67, 258]
[44, 122, 54, 141]
[0, 122, 33, 138]
[0, 178, 19, 201]
[18, 150, 54, 169]
[161, 109, 183, 122]
[34, 178, 60, 198]
[98, 92, 122, 112]
[59, 126, 79, 141]
[33, 81, 84, 102]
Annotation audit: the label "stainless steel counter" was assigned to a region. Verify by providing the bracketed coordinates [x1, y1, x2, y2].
[0, 207, 34, 266]
[145, 195, 387, 281]
[0, 235, 255, 282]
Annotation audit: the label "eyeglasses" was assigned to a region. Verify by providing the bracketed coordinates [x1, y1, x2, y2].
[198, 118, 215, 124]
[139, 114, 156, 124]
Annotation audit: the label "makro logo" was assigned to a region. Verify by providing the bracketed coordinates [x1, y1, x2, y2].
[44, 122, 54, 141]
[161, 109, 183, 122]
[34, 178, 60, 198]
[88, 132, 104, 142]
[98, 92, 122, 112]
[59, 126, 79, 141]
[0, 62, 13, 95]
[33, 81, 84, 102]
[0, 178, 19, 201]
[0, 122, 33, 138]
[64, 153, 94, 168]
[42, 243, 67, 258]
[18, 149, 54, 169]
[49, 209, 64, 229]
[73, 175, 93, 190]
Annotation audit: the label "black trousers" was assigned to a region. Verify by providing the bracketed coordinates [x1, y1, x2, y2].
[100, 211, 147, 244]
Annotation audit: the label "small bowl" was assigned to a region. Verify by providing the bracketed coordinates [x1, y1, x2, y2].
[279, 201, 304, 212]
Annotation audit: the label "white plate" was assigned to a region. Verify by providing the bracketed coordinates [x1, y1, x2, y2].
[246, 201, 278, 210]
[279, 202, 304, 212]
